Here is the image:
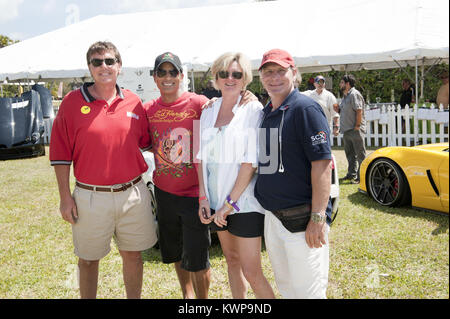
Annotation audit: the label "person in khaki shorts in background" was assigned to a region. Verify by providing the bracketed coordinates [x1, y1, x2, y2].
[49, 41, 157, 299]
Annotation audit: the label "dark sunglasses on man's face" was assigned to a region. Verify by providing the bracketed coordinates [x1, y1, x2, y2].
[156, 69, 179, 78]
[90, 58, 117, 67]
[217, 71, 243, 80]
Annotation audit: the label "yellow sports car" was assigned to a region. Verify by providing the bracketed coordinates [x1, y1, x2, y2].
[359, 143, 449, 214]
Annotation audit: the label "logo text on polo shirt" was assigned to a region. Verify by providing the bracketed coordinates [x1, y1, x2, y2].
[81, 106, 91, 114]
[311, 131, 327, 146]
[127, 112, 139, 120]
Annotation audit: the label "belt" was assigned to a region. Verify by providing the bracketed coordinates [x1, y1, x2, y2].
[75, 176, 142, 193]
[272, 204, 311, 219]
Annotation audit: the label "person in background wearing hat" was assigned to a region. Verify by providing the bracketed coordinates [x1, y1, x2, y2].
[436, 71, 449, 109]
[50, 41, 157, 299]
[144, 52, 256, 299]
[254, 49, 333, 298]
[335, 74, 366, 184]
[302, 75, 340, 136]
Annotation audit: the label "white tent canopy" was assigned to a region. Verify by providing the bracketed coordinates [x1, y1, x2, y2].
[0, 0, 448, 81]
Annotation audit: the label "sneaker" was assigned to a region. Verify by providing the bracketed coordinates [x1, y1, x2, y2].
[350, 179, 360, 184]
[339, 175, 354, 182]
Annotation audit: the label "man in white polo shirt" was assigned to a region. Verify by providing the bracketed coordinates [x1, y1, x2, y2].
[302, 75, 340, 137]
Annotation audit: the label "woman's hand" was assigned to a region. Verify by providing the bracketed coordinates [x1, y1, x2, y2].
[213, 204, 233, 228]
[198, 198, 214, 224]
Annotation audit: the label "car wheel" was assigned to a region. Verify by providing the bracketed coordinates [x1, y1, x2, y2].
[367, 158, 411, 207]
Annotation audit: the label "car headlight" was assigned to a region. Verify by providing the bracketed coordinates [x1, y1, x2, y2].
[31, 132, 41, 142]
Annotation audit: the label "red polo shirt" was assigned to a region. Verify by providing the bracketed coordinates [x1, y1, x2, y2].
[50, 83, 151, 185]
[144, 92, 208, 197]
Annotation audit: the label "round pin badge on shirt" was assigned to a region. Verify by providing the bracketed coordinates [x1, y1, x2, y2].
[81, 106, 91, 114]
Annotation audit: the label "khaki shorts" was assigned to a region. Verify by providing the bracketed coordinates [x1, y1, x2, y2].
[72, 179, 157, 261]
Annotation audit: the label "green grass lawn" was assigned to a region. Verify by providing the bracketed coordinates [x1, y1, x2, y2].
[0, 147, 448, 299]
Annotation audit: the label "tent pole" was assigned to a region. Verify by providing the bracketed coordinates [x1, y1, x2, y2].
[415, 56, 419, 105]
[416, 57, 442, 103]
[420, 58, 424, 100]
[191, 68, 195, 92]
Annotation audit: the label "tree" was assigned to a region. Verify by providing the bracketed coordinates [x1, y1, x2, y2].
[293, 64, 448, 105]
[0, 35, 19, 48]
[0, 35, 21, 97]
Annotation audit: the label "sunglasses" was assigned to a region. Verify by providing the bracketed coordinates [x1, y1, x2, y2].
[156, 69, 179, 78]
[90, 58, 117, 67]
[217, 71, 243, 80]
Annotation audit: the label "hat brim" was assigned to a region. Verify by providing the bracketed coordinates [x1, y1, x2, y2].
[155, 61, 182, 73]
[259, 59, 292, 70]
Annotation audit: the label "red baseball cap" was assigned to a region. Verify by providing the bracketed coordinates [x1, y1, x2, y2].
[259, 49, 295, 70]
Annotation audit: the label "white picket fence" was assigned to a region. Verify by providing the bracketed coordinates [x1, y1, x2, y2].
[43, 104, 448, 147]
[331, 103, 449, 147]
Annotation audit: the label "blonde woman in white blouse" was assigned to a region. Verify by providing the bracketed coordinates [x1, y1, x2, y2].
[196, 52, 275, 299]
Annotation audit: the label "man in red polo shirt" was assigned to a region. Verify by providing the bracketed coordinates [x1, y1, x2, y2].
[50, 41, 157, 299]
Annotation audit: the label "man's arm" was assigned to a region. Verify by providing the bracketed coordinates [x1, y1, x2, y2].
[54, 165, 78, 224]
[411, 87, 416, 104]
[305, 159, 332, 249]
[437, 84, 449, 109]
[332, 103, 340, 136]
[354, 109, 362, 130]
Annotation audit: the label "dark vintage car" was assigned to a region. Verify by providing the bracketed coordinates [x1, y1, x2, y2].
[0, 84, 53, 160]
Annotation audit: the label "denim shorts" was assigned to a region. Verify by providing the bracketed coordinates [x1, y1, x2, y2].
[154, 186, 210, 272]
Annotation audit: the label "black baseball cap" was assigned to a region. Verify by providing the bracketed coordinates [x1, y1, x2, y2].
[314, 75, 325, 83]
[154, 52, 183, 73]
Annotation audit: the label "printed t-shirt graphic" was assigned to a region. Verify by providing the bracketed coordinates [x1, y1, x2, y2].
[145, 92, 208, 197]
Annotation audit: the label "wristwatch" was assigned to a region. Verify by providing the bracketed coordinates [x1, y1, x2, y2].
[311, 212, 326, 224]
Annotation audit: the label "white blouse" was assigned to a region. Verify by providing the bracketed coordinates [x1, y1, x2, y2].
[196, 97, 265, 214]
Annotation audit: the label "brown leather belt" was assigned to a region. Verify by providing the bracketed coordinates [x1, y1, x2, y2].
[75, 176, 142, 193]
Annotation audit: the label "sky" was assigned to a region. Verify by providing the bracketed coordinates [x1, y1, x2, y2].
[0, 0, 254, 41]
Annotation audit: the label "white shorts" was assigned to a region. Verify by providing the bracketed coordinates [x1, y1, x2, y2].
[264, 211, 330, 299]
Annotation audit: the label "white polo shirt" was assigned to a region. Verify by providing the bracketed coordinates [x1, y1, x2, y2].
[196, 97, 265, 214]
[302, 89, 339, 129]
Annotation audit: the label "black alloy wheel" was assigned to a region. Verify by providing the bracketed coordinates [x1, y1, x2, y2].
[367, 158, 411, 207]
